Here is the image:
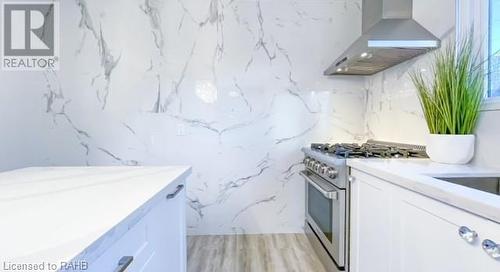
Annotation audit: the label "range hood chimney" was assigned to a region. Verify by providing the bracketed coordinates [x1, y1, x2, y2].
[324, 0, 440, 76]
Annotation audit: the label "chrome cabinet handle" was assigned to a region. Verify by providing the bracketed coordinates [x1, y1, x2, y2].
[458, 226, 477, 243]
[482, 239, 500, 260]
[300, 171, 338, 200]
[167, 184, 184, 199]
[115, 256, 133, 272]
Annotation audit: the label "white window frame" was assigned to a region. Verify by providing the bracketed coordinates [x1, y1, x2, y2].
[458, 0, 500, 111]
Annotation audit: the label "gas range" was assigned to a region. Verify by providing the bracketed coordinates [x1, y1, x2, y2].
[302, 140, 427, 189]
[310, 140, 428, 159]
[301, 140, 427, 271]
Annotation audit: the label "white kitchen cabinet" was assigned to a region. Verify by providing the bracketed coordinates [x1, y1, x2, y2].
[349, 170, 393, 272]
[392, 186, 500, 272]
[350, 169, 500, 272]
[146, 183, 187, 272]
[86, 180, 186, 272]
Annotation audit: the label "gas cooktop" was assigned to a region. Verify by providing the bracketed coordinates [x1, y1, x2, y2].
[310, 140, 428, 159]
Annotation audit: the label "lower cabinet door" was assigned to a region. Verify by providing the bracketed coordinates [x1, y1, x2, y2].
[145, 180, 186, 272]
[392, 188, 500, 272]
[350, 170, 392, 272]
[350, 169, 500, 272]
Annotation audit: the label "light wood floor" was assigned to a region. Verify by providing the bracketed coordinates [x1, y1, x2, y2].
[187, 234, 327, 272]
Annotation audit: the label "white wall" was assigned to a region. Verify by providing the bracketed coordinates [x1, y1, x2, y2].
[0, 0, 366, 235]
[474, 110, 500, 167]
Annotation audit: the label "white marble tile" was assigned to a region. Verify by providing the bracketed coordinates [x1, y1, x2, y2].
[3, 0, 499, 237]
[363, 0, 500, 169]
[364, 0, 456, 145]
[0, 0, 365, 235]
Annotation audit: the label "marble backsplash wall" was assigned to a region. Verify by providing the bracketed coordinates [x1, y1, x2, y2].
[364, 0, 456, 144]
[364, 0, 500, 169]
[0, 0, 366, 234]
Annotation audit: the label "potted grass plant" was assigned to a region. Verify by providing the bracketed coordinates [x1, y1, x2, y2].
[410, 35, 484, 164]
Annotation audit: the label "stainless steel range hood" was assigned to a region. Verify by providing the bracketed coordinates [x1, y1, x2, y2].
[325, 0, 440, 76]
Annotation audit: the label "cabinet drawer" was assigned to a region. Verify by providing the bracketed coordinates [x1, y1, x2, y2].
[86, 218, 153, 272]
[74, 180, 186, 272]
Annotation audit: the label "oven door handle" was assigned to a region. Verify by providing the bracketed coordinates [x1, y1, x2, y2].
[300, 171, 338, 200]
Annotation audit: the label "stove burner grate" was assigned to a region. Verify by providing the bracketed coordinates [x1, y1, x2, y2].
[311, 140, 428, 159]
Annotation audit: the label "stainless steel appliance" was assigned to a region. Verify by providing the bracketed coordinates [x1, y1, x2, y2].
[324, 0, 440, 76]
[302, 140, 427, 271]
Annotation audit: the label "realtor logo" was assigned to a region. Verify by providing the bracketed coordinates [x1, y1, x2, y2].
[2, 1, 59, 70]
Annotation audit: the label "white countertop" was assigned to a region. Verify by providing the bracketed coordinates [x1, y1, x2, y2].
[0, 166, 191, 268]
[347, 159, 500, 224]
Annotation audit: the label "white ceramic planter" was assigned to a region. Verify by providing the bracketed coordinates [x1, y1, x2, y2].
[426, 134, 475, 164]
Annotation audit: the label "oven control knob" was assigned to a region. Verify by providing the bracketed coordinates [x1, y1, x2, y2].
[321, 165, 329, 174]
[303, 157, 310, 165]
[314, 162, 321, 171]
[308, 159, 315, 168]
[327, 168, 338, 179]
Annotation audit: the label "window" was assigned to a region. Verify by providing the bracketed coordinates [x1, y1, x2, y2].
[488, 0, 500, 97]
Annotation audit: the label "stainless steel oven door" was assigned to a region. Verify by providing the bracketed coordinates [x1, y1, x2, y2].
[301, 170, 346, 268]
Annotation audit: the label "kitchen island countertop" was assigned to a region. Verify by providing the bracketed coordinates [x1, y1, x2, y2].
[0, 166, 191, 269]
